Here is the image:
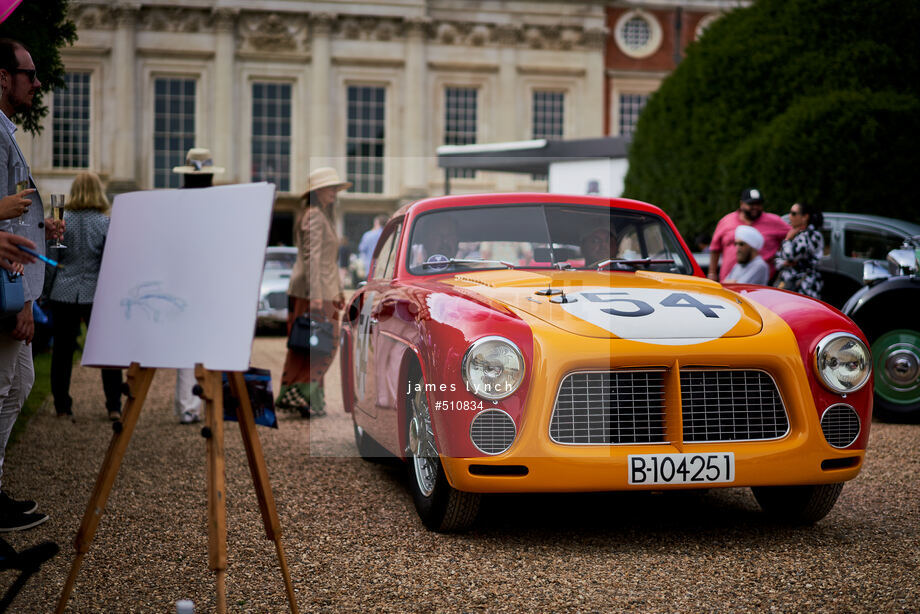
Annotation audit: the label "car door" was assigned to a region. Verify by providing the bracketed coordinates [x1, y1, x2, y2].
[353, 221, 402, 420]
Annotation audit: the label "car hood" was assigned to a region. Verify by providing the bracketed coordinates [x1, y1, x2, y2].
[444, 269, 763, 345]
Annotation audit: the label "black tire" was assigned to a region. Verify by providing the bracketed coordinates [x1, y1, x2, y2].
[406, 365, 480, 532]
[874, 395, 920, 423]
[353, 422, 399, 465]
[751, 483, 844, 524]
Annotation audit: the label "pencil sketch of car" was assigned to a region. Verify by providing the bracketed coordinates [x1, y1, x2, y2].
[120, 282, 187, 322]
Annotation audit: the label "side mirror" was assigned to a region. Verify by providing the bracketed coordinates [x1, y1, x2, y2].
[863, 259, 891, 285]
[887, 248, 919, 276]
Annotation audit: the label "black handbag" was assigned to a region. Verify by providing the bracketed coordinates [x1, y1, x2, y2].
[287, 313, 336, 356]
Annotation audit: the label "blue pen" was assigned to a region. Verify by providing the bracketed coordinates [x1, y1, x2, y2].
[16, 245, 62, 268]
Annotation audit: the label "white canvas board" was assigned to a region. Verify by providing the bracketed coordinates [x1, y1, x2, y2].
[82, 183, 275, 371]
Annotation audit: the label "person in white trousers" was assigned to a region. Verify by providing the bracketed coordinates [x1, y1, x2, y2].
[0, 38, 64, 531]
[170, 147, 226, 423]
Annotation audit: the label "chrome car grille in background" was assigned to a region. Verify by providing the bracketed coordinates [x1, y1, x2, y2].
[550, 369, 789, 445]
[265, 291, 287, 309]
[550, 371, 666, 444]
[680, 370, 789, 442]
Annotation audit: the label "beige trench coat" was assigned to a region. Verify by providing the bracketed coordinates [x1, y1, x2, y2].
[288, 206, 342, 301]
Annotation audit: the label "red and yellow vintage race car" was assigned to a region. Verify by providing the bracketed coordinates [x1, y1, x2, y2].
[339, 193, 872, 531]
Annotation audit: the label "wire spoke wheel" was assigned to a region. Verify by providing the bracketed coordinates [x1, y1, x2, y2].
[406, 365, 481, 532]
[409, 386, 438, 496]
[870, 328, 920, 422]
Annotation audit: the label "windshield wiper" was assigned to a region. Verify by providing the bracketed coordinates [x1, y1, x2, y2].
[596, 258, 675, 271]
[420, 258, 517, 270]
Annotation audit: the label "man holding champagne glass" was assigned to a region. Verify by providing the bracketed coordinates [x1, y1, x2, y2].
[0, 38, 65, 532]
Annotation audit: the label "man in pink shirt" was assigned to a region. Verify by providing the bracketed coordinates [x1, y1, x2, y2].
[708, 188, 790, 282]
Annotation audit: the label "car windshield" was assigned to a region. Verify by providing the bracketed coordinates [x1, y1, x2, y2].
[406, 203, 693, 275]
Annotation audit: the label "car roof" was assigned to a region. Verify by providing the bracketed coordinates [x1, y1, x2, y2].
[822, 212, 920, 235]
[394, 192, 668, 219]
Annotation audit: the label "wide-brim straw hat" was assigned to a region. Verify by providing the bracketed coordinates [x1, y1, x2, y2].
[172, 147, 225, 174]
[303, 167, 352, 197]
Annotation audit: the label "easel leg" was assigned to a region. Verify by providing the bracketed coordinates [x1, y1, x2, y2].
[229, 372, 300, 614]
[56, 363, 155, 614]
[196, 365, 227, 614]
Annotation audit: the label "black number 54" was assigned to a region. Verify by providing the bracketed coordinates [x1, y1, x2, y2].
[582, 291, 726, 319]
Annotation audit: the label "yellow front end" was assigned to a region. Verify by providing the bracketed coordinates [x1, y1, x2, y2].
[439, 271, 866, 494]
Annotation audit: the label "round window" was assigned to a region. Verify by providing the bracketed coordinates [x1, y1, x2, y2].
[614, 10, 662, 59]
[622, 17, 651, 50]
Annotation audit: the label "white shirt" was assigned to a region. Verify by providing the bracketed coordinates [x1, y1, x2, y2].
[726, 255, 769, 285]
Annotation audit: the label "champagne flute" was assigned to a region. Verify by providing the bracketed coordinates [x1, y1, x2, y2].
[50, 193, 67, 249]
[14, 165, 29, 226]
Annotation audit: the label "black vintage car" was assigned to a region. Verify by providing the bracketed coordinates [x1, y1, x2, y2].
[786, 212, 920, 308]
[843, 236, 920, 422]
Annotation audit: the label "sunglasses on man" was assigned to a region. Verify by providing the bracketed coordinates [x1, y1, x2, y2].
[8, 68, 37, 82]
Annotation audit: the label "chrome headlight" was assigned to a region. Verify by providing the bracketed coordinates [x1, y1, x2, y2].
[461, 336, 525, 400]
[815, 333, 871, 394]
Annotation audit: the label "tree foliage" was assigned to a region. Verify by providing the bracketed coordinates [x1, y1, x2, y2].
[623, 0, 920, 238]
[0, 0, 77, 134]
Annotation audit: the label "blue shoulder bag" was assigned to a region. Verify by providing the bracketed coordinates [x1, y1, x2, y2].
[0, 269, 24, 317]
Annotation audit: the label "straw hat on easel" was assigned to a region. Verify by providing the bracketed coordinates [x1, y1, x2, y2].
[172, 148, 225, 175]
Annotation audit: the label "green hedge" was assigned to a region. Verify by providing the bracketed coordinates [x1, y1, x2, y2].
[0, 0, 77, 135]
[624, 0, 920, 238]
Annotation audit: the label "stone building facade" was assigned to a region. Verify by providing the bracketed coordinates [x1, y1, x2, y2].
[21, 0, 742, 246]
[604, 2, 742, 138]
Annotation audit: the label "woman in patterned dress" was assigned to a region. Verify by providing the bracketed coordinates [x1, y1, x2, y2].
[275, 168, 349, 418]
[774, 202, 824, 299]
[46, 172, 123, 419]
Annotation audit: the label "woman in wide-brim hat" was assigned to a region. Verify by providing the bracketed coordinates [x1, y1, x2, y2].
[276, 167, 351, 417]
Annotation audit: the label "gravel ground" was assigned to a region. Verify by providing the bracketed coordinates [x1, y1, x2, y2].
[2, 335, 919, 612]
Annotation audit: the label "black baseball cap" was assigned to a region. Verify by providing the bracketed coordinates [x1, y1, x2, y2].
[740, 188, 764, 204]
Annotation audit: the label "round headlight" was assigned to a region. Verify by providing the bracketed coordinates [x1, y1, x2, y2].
[461, 336, 525, 400]
[815, 333, 871, 394]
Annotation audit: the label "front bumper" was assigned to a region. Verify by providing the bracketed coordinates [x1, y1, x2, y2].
[434, 312, 869, 493]
[441, 441, 864, 493]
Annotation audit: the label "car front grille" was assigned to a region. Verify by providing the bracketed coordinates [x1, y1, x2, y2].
[680, 370, 789, 442]
[550, 369, 788, 445]
[265, 291, 287, 310]
[470, 409, 517, 455]
[550, 371, 667, 445]
[820, 404, 860, 448]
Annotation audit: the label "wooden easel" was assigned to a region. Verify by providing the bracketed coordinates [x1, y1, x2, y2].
[55, 363, 299, 614]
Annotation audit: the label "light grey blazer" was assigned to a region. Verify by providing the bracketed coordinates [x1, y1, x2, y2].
[0, 120, 45, 303]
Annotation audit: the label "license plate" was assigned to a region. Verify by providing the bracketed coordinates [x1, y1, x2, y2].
[628, 452, 735, 485]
